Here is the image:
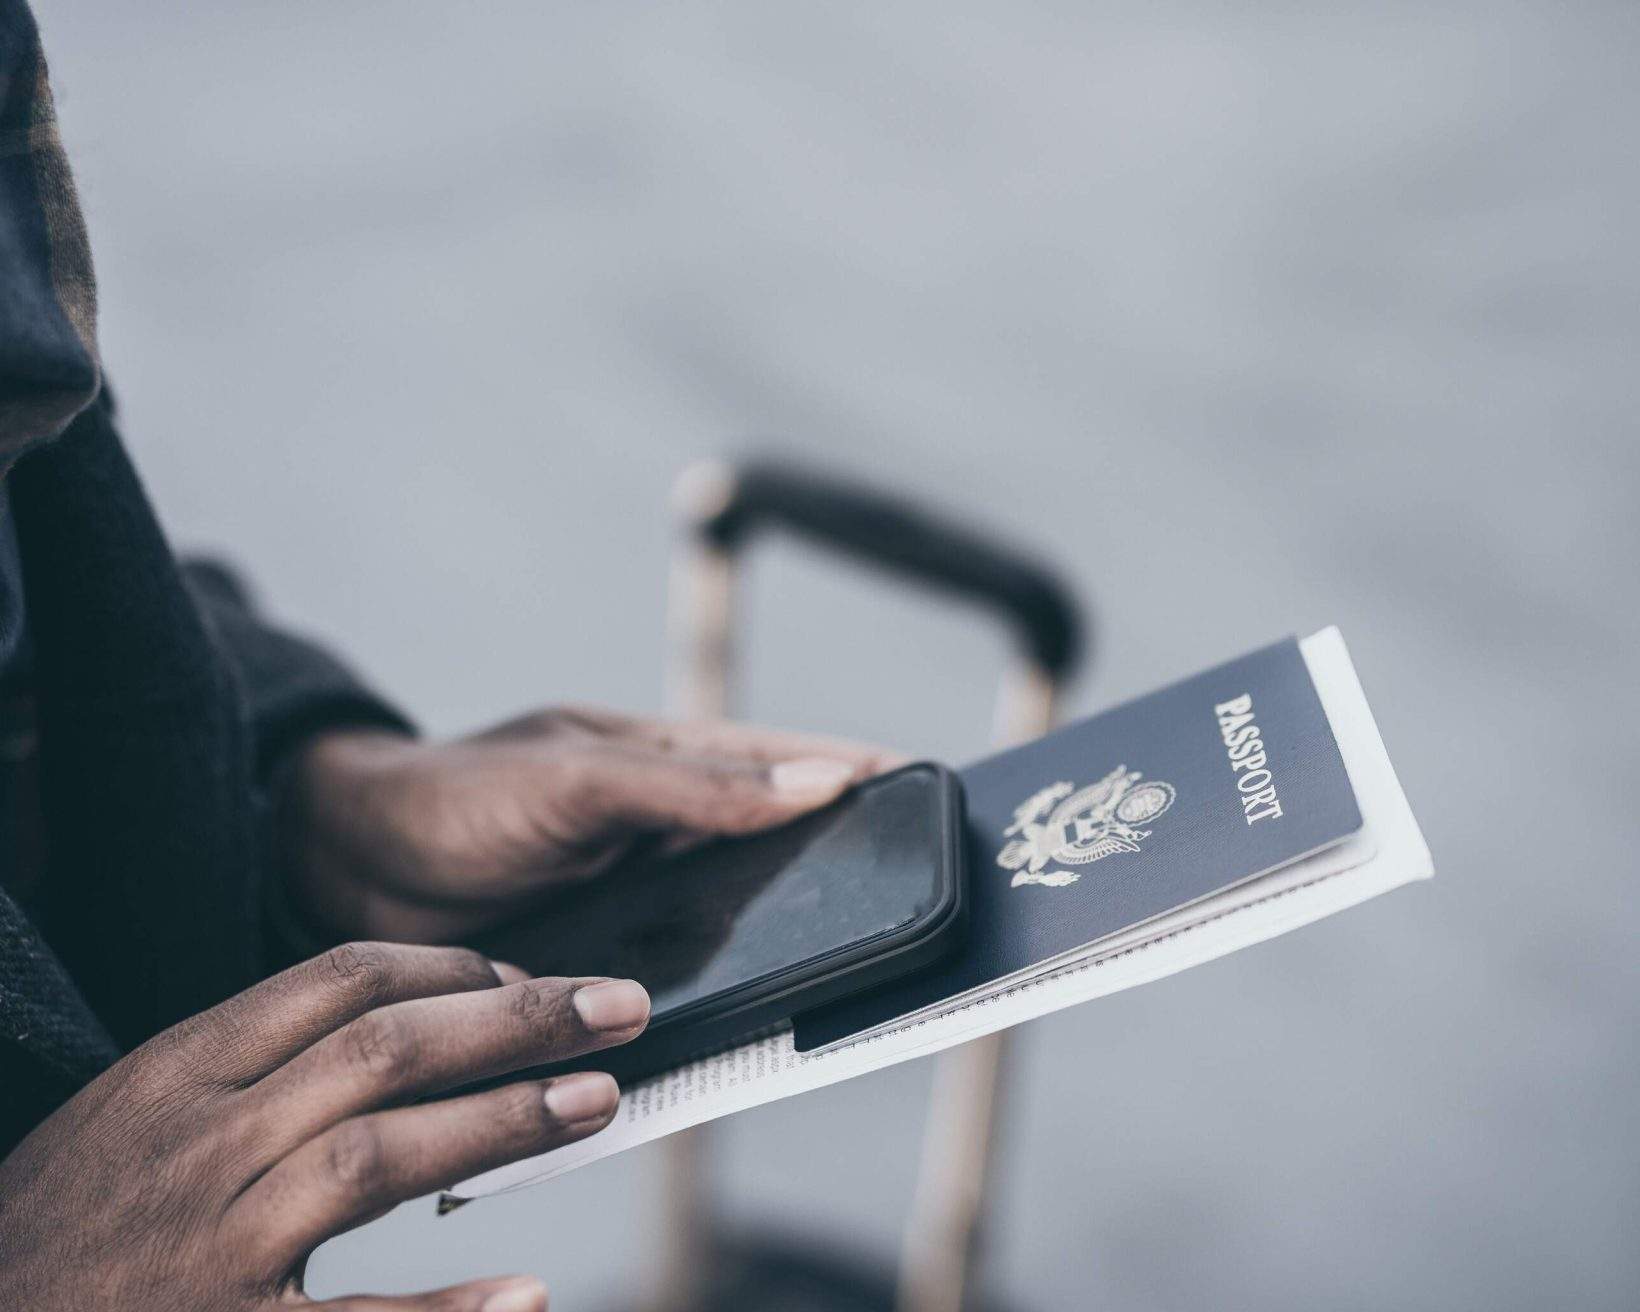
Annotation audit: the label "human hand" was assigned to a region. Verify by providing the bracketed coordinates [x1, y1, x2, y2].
[280, 707, 903, 942]
[0, 942, 651, 1311]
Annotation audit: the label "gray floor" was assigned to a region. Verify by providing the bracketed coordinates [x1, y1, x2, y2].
[39, 2, 1639, 1308]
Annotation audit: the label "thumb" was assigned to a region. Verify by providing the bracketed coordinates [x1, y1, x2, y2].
[766, 756, 864, 801]
[315, 1274, 547, 1312]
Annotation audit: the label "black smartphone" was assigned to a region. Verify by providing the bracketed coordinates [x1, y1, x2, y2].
[475, 761, 966, 1082]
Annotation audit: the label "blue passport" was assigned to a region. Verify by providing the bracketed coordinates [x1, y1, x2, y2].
[792, 636, 1363, 1052]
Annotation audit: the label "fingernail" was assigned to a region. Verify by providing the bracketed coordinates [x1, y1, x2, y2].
[491, 960, 531, 986]
[482, 1279, 547, 1312]
[544, 1071, 619, 1123]
[770, 757, 857, 796]
[572, 979, 650, 1032]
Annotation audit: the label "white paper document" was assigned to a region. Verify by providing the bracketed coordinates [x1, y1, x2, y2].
[452, 627, 1431, 1200]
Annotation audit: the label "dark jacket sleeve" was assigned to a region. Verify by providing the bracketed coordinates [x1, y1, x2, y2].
[181, 559, 415, 783]
[181, 562, 418, 967]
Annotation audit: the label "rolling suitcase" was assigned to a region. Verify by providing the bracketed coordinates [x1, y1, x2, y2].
[633, 456, 1085, 1312]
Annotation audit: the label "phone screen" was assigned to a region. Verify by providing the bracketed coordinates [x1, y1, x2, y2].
[478, 765, 954, 1024]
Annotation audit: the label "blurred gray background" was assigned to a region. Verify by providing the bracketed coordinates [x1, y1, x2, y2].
[40, 1, 1639, 1308]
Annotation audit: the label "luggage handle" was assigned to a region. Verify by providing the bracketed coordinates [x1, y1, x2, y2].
[678, 458, 1084, 682]
[664, 456, 1083, 1312]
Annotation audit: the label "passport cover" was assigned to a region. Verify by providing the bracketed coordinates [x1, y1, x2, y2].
[793, 636, 1363, 1050]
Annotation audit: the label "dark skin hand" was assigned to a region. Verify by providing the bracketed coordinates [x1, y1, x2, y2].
[0, 942, 652, 1312]
[0, 706, 901, 1308]
[282, 706, 905, 942]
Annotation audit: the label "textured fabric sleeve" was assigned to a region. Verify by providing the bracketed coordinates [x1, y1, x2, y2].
[0, 886, 120, 1154]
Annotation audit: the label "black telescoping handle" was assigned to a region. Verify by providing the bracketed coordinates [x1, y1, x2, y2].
[690, 458, 1085, 681]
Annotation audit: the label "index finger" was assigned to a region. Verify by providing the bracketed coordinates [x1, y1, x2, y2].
[579, 708, 909, 773]
[242, 975, 649, 1149]
[133, 942, 511, 1091]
